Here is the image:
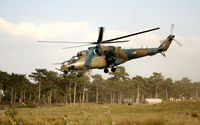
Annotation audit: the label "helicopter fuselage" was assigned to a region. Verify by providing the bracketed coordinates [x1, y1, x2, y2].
[61, 35, 173, 73]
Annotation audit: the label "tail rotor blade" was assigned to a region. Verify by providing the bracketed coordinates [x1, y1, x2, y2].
[174, 39, 182, 47]
[170, 24, 175, 35]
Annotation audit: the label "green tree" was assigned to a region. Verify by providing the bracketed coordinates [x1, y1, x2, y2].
[0, 71, 10, 103]
[8, 73, 28, 105]
[163, 78, 173, 100]
[148, 72, 164, 99]
[109, 66, 130, 104]
[29, 69, 59, 105]
[92, 74, 103, 104]
[132, 75, 147, 103]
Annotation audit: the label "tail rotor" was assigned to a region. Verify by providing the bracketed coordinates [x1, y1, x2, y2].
[158, 24, 182, 57]
[160, 24, 182, 47]
[169, 24, 182, 47]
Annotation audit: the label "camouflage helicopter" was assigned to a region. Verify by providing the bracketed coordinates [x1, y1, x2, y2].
[39, 24, 181, 74]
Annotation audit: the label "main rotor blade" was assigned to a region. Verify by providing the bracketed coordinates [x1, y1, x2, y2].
[37, 41, 94, 44]
[101, 40, 129, 44]
[97, 27, 104, 44]
[53, 63, 63, 65]
[62, 44, 92, 49]
[103, 27, 160, 43]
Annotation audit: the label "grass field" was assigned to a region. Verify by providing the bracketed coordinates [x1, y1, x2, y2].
[1, 101, 200, 125]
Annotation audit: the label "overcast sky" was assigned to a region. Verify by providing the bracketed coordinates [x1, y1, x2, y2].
[0, 0, 200, 81]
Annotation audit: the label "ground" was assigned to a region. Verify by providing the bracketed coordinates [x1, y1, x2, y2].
[0, 101, 200, 125]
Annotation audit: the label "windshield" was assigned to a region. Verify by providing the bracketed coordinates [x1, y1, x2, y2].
[72, 56, 79, 60]
[68, 56, 80, 64]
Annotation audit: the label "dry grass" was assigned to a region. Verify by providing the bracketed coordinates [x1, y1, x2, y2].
[0, 101, 200, 125]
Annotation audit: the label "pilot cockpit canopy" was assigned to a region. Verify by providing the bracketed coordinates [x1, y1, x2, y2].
[72, 56, 79, 60]
[68, 56, 80, 64]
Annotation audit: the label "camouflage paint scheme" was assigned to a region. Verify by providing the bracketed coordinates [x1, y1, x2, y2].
[61, 35, 174, 72]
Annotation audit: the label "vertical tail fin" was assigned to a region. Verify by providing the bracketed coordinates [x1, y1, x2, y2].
[159, 35, 175, 52]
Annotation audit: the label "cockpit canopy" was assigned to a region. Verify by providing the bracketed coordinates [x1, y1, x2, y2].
[67, 56, 80, 64]
[72, 56, 79, 60]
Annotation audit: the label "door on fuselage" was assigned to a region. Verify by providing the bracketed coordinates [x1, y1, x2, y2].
[85, 55, 107, 69]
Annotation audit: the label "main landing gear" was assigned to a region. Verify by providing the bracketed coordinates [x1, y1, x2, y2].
[111, 67, 116, 72]
[104, 67, 116, 73]
[104, 68, 109, 73]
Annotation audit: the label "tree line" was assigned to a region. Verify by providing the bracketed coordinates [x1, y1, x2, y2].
[0, 66, 200, 106]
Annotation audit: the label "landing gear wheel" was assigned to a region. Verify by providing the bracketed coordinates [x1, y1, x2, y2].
[104, 68, 109, 73]
[111, 67, 116, 72]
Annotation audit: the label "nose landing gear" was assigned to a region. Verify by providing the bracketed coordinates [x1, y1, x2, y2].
[111, 67, 116, 72]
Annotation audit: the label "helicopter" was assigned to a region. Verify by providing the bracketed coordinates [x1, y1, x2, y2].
[38, 24, 181, 74]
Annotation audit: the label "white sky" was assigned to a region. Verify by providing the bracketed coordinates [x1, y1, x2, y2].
[0, 0, 200, 82]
